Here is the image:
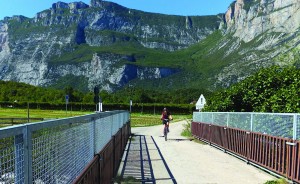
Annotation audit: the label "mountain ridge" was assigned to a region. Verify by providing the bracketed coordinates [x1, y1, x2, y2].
[0, 0, 300, 92]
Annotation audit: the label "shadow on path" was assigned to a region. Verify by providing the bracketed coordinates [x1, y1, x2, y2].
[117, 134, 177, 184]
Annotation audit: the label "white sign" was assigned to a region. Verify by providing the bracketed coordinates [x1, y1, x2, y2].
[196, 94, 206, 111]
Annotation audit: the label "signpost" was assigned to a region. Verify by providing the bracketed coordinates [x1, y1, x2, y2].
[99, 97, 102, 112]
[65, 95, 69, 115]
[130, 100, 132, 113]
[196, 94, 206, 112]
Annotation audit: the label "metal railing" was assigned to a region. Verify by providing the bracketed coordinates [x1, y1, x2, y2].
[0, 110, 129, 184]
[193, 112, 300, 140]
[73, 121, 131, 184]
[192, 112, 300, 183]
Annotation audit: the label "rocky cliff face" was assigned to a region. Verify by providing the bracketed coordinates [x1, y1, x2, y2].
[0, 0, 220, 91]
[1, 0, 299, 92]
[213, 0, 300, 88]
[225, 0, 300, 42]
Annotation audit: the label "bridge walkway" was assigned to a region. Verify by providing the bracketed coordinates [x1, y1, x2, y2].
[116, 121, 276, 184]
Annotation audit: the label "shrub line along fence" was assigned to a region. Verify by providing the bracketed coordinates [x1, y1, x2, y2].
[0, 110, 130, 184]
[192, 112, 300, 183]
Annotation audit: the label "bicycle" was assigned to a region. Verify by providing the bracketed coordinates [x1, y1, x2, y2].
[163, 119, 170, 141]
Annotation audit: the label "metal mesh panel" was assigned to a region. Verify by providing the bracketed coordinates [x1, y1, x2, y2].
[32, 122, 93, 183]
[193, 112, 300, 139]
[112, 114, 120, 135]
[228, 113, 251, 131]
[202, 113, 213, 123]
[193, 112, 202, 122]
[213, 113, 228, 126]
[95, 116, 112, 153]
[252, 114, 293, 139]
[0, 110, 129, 183]
[0, 136, 24, 183]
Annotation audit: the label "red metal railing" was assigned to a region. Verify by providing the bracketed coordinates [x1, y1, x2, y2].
[73, 122, 131, 184]
[192, 121, 300, 183]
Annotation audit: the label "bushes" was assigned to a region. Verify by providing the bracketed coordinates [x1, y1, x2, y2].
[204, 66, 300, 113]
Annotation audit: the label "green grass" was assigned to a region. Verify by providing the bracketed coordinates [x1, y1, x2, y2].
[264, 178, 288, 184]
[130, 113, 191, 127]
[0, 108, 92, 119]
[0, 108, 92, 128]
[181, 120, 192, 137]
[113, 176, 139, 183]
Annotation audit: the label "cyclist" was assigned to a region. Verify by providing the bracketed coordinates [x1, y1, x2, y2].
[161, 107, 172, 134]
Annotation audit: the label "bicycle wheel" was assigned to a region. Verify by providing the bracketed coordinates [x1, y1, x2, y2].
[164, 127, 167, 141]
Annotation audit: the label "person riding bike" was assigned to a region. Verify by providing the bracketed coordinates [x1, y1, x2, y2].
[161, 107, 172, 134]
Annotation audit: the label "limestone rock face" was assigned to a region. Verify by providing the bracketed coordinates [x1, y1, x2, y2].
[213, 0, 300, 88]
[2, 0, 299, 91]
[224, 0, 300, 42]
[1, 1, 212, 91]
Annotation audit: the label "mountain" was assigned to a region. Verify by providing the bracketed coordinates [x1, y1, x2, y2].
[213, 0, 300, 87]
[0, 0, 299, 93]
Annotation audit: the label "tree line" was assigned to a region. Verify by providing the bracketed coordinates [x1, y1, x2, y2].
[0, 81, 210, 105]
[204, 66, 300, 113]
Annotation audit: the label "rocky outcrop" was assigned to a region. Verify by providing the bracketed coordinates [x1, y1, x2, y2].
[224, 0, 300, 42]
[0, 0, 220, 91]
[211, 0, 300, 88]
[47, 53, 179, 92]
[1, 0, 300, 92]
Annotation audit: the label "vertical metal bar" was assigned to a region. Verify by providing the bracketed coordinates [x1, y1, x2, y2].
[258, 135, 262, 164]
[267, 136, 271, 168]
[14, 134, 24, 184]
[250, 113, 253, 132]
[282, 140, 286, 174]
[291, 141, 296, 180]
[296, 142, 300, 181]
[293, 114, 297, 140]
[23, 125, 33, 184]
[271, 137, 274, 169]
[226, 113, 229, 127]
[275, 138, 278, 171]
[280, 139, 284, 173]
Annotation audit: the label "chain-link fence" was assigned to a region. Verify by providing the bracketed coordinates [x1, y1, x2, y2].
[193, 112, 300, 140]
[0, 110, 129, 184]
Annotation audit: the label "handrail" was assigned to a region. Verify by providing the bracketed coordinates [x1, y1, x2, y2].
[0, 110, 130, 184]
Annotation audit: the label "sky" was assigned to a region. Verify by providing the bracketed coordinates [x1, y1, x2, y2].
[0, 0, 234, 21]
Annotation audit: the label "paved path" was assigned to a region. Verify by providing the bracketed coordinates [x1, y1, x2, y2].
[117, 121, 276, 184]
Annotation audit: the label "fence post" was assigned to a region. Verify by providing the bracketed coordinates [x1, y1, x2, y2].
[23, 125, 33, 184]
[209, 124, 212, 145]
[14, 134, 24, 184]
[250, 113, 253, 132]
[226, 113, 229, 127]
[293, 114, 297, 140]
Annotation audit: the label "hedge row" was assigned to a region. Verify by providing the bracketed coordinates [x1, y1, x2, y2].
[0, 102, 196, 115]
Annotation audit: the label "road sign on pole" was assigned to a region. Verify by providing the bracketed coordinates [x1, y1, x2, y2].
[65, 95, 69, 115]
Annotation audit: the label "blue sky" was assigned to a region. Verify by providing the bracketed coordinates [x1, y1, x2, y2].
[0, 0, 234, 20]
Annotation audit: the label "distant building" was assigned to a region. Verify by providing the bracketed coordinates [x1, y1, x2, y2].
[196, 94, 206, 111]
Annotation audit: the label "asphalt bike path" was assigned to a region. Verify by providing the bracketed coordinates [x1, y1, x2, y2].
[117, 121, 276, 184]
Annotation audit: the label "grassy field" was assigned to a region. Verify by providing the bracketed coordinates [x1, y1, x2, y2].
[0, 108, 92, 118]
[130, 113, 192, 127]
[0, 108, 192, 128]
[0, 108, 93, 128]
